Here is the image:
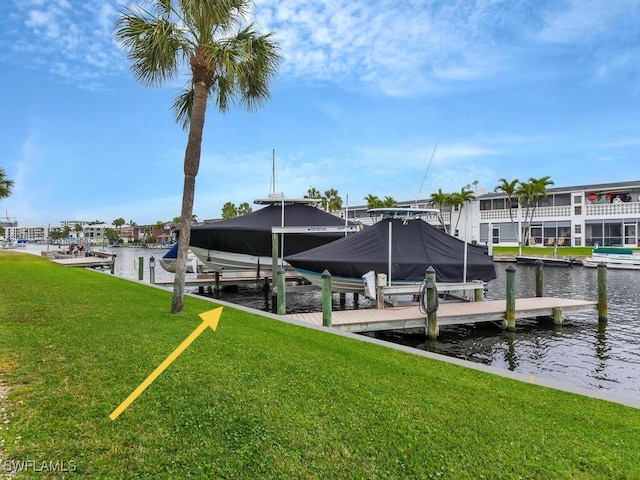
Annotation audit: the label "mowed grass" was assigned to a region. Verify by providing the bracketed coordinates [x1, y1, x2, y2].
[1, 251, 639, 479]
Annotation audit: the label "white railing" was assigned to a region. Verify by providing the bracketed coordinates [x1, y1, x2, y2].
[585, 202, 640, 217]
[480, 203, 640, 221]
[479, 206, 571, 221]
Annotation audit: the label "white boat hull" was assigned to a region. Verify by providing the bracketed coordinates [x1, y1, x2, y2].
[189, 246, 295, 277]
[159, 250, 199, 273]
[582, 257, 640, 270]
[582, 249, 640, 270]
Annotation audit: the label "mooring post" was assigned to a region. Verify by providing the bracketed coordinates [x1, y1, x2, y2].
[214, 272, 220, 291]
[271, 232, 279, 291]
[473, 280, 484, 302]
[339, 293, 346, 308]
[276, 266, 286, 315]
[535, 259, 544, 297]
[425, 266, 438, 339]
[322, 270, 332, 327]
[149, 256, 155, 284]
[137, 256, 144, 281]
[110, 254, 116, 275]
[505, 265, 516, 331]
[353, 292, 359, 307]
[597, 262, 608, 323]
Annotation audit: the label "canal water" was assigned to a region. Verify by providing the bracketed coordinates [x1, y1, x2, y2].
[24, 245, 640, 400]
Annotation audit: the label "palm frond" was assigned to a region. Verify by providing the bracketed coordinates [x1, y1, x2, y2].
[171, 87, 195, 130]
[115, 6, 185, 87]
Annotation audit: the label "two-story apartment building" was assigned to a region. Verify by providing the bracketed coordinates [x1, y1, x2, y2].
[476, 180, 640, 248]
[338, 180, 640, 248]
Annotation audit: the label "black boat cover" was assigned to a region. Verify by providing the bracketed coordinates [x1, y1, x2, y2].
[182, 204, 355, 256]
[284, 218, 497, 283]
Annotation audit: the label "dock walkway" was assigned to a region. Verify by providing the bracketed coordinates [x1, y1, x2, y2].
[288, 297, 598, 333]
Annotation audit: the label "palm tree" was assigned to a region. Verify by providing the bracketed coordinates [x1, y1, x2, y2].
[115, 1, 281, 314]
[365, 194, 383, 209]
[495, 178, 521, 253]
[427, 188, 452, 233]
[221, 202, 237, 219]
[237, 202, 252, 216]
[323, 188, 342, 212]
[305, 187, 322, 199]
[113, 218, 125, 236]
[0, 168, 13, 199]
[450, 187, 475, 237]
[382, 196, 397, 207]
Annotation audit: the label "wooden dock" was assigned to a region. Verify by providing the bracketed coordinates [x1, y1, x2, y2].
[50, 254, 115, 271]
[287, 297, 598, 333]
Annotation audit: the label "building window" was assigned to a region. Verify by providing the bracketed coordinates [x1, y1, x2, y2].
[574, 206, 582, 215]
[574, 225, 581, 234]
[573, 195, 582, 204]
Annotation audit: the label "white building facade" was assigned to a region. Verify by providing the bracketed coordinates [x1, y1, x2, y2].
[476, 180, 640, 248]
[338, 180, 640, 249]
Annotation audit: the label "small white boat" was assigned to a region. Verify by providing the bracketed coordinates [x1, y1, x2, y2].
[159, 243, 199, 273]
[582, 247, 640, 270]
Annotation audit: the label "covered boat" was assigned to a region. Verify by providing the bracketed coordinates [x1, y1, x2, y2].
[183, 202, 358, 276]
[284, 216, 497, 293]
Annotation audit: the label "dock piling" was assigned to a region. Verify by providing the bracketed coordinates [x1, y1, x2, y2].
[137, 256, 144, 280]
[149, 256, 155, 284]
[425, 266, 439, 339]
[505, 265, 516, 331]
[322, 270, 332, 327]
[598, 263, 608, 323]
[276, 266, 286, 315]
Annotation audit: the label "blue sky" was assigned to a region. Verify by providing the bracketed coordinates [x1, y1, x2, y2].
[1, 0, 640, 226]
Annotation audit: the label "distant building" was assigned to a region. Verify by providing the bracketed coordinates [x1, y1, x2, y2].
[338, 180, 640, 248]
[477, 180, 640, 248]
[4, 225, 51, 242]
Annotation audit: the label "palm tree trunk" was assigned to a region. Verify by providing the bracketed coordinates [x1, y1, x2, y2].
[171, 81, 208, 314]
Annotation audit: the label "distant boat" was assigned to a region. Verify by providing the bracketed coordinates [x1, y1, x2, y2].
[184, 198, 359, 277]
[515, 256, 575, 267]
[159, 243, 198, 273]
[582, 247, 640, 270]
[284, 209, 497, 294]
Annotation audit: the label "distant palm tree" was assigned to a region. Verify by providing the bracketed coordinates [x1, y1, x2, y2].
[520, 176, 554, 247]
[0, 168, 14, 199]
[222, 202, 237, 219]
[115, 0, 281, 314]
[365, 194, 383, 209]
[237, 202, 252, 216]
[450, 187, 475, 237]
[305, 187, 322, 199]
[323, 188, 342, 212]
[382, 196, 397, 207]
[427, 188, 452, 233]
[495, 177, 521, 253]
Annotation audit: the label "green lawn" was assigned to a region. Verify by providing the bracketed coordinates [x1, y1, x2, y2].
[1, 251, 639, 479]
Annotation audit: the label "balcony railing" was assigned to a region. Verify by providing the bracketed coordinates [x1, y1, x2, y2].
[480, 202, 640, 221]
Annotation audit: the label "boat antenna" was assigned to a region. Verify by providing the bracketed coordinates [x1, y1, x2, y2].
[414, 138, 438, 207]
[270, 148, 276, 194]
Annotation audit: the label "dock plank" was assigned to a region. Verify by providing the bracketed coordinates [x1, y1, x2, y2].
[287, 297, 598, 333]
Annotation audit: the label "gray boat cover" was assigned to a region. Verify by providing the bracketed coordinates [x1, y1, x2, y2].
[284, 218, 497, 283]
[181, 204, 356, 256]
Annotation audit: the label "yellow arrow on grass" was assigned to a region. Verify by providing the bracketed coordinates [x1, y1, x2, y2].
[109, 307, 222, 420]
